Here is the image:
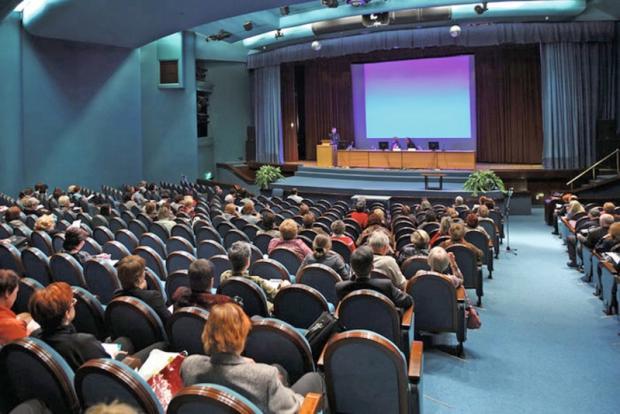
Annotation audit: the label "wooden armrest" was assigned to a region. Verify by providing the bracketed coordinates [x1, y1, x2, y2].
[456, 286, 466, 302]
[317, 346, 326, 368]
[407, 340, 423, 381]
[299, 393, 322, 414]
[401, 305, 414, 328]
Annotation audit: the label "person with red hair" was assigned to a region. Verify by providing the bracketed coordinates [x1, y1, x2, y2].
[181, 303, 326, 413]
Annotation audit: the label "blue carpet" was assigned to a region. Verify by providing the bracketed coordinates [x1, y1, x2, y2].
[422, 208, 620, 414]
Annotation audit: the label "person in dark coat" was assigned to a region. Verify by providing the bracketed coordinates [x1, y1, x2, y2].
[299, 234, 350, 280]
[172, 258, 232, 311]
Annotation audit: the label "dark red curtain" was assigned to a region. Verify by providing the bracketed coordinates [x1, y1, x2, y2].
[282, 44, 543, 164]
[280, 63, 299, 161]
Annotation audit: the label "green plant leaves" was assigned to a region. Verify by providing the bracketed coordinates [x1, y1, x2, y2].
[463, 170, 506, 196]
[255, 165, 284, 190]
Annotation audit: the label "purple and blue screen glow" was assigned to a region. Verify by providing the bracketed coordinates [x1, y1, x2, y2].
[355, 55, 475, 140]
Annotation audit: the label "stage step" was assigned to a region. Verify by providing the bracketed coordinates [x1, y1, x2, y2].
[295, 166, 472, 183]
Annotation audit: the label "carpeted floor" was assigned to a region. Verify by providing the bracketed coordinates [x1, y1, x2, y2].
[422, 208, 620, 414]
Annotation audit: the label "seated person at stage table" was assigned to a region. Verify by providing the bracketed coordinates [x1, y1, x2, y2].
[113, 255, 171, 325]
[594, 222, 620, 254]
[299, 234, 350, 280]
[181, 302, 326, 414]
[336, 247, 412, 310]
[369, 232, 407, 290]
[397, 229, 430, 265]
[0, 269, 31, 345]
[390, 138, 401, 151]
[172, 259, 232, 311]
[268, 219, 313, 261]
[222, 241, 290, 306]
[406, 138, 419, 150]
[330, 220, 356, 252]
[440, 223, 484, 265]
[328, 126, 340, 147]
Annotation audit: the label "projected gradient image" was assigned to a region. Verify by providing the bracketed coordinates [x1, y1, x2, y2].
[363, 55, 474, 139]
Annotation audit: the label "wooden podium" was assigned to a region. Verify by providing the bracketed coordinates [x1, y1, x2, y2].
[317, 142, 338, 167]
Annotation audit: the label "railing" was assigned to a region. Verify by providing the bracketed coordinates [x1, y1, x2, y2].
[566, 148, 620, 190]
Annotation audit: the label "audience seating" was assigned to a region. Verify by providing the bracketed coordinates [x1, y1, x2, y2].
[31, 230, 54, 256]
[140, 232, 167, 259]
[0, 243, 24, 275]
[165, 270, 189, 303]
[71, 286, 108, 340]
[269, 247, 303, 275]
[104, 296, 168, 350]
[166, 251, 196, 275]
[13, 277, 44, 314]
[218, 277, 269, 317]
[446, 244, 483, 306]
[253, 233, 273, 254]
[401, 256, 430, 280]
[115, 229, 139, 253]
[21, 247, 52, 285]
[134, 246, 168, 281]
[50, 253, 87, 288]
[464, 229, 494, 279]
[83, 258, 120, 305]
[209, 254, 231, 288]
[250, 258, 290, 282]
[167, 384, 262, 414]
[102, 240, 131, 260]
[167, 306, 209, 355]
[297, 264, 342, 306]
[273, 285, 330, 329]
[167, 236, 195, 255]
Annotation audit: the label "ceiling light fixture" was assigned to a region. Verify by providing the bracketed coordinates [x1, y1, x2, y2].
[243, 21, 253, 31]
[274, 29, 284, 39]
[280, 6, 290, 16]
[474, 2, 488, 15]
[322, 0, 339, 8]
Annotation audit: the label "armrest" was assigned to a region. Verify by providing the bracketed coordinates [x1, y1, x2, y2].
[407, 340, 424, 382]
[317, 346, 326, 368]
[401, 304, 414, 328]
[456, 286, 466, 302]
[299, 393, 322, 414]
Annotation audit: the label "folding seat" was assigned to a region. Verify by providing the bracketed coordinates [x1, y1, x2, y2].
[75, 359, 164, 414]
[419, 222, 439, 235]
[250, 258, 290, 281]
[297, 264, 342, 306]
[446, 244, 484, 306]
[105, 296, 168, 351]
[331, 239, 352, 264]
[0, 338, 80, 414]
[120, 210, 135, 224]
[167, 306, 209, 355]
[102, 240, 130, 260]
[479, 218, 500, 258]
[249, 244, 263, 264]
[136, 212, 153, 229]
[50, 253, 87, 288]
[323, 330, 424, 414]
[218, 277, 269, 317]
[253, 233, 273, 254]
[371, 269, 391, 280]
[0, 223, 13, 238]
[243, 318, 315, 383]
[242, 223, 261, 241]
[231, 217, 248, 230]
[430, 235, 450, 248]
[91, 214, 109, 229]
[167, 236, 195, 255]
[0, 242, 24, 275]
[168, 384, 262, 414]
[197, 239, 227, 260]
[31, 230, 53, 256]
[165, 270, 189, 305]
[82, 237, 102, 256]
[172, 223, 196, 246]
[273, 285, 330, 329]
[298, 235, 313, 249]
[21, 247, 52, 285]
[92, 226, 114, 246]
[83, 258, 120, 305]
[224, 229, 250, 249]
[216, 221, 235, 238]
[166, 251, 196, 275]
[149, 221, 170, 242]
[13, 277, 44, 314]
[269, 247, 302, 275]
[115, 229, 139, 253]
[300, 229, 318, 242]
[195, 225, 222, 245]
[108, 217, 127, 233]
[140, 232, 167, 259]
[465, 229, 494, 278]
[72, 286, 107, 340]
[135, 246, 168, 281]
[128, 219, 148, 239]
[401, 256, 430, 280]
[406, 273, 467, 355]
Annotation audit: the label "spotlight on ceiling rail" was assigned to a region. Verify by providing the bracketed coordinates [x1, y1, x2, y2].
[207, 30, 232, 41]
[274, 29, 284, 39]
[280, 5, 290, 16]
[322, 0, 339, 8]
[347, 0, 372, 6]
[243, 21, 253, 31]
[362, 12, 390, 28]
[474, 2, 488, 15]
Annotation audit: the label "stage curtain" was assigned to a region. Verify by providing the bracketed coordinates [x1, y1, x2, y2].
[252, 65, 284, 163]
[476, 46, 544, 164]
[303, 59, 355, 160]
[541, 42, 616, 169]
[280, 63, 298, 161]
[248, 22, 615, 69]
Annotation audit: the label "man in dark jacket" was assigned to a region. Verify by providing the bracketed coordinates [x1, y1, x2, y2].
[335, 246, 412, 310]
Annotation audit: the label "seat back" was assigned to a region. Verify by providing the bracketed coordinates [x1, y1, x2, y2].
[297, 264, 342, 305]
[71, 286, 107, 340]
[0, 243, 24, 275]
[115, 229, 139, 253]
[52, 232, 66, 253]
[172, 224, 196, 246]
[445, 244, 478, 289]
[269, 247, 302, 275]
[210, 255, 231, 288]
[195, 226, 222, 245]
[273, 285, 329, 329]
[167, 307, 209, 355]
[253, 233, 273, 254]
[149, 222, 170, 242]
[242, 224, 261, 241]
[31, 230, 53, 256]
[82, 238, 102, 256]
[140, 232, 167, 259]
[401, 256, 430, 280]
[104, 296, 168, 350]
[197, 240, 227, 260]
[50, 253, 86, 287]
[102, 240, 131, 260]
[92, 226, 114, 246]
[166, 251, 196, 274]
[109, 217, 127, 233]
[324, 331, 410, 414]
[165, 270, 190, 303]
[167, 236, 195, 255]
[75, 359, 164, 414]
[167, 384, 261, 414]
[217, 277, 269, 317]
[83, 259, 121, 305]
[0, 223, 13, 239]
[407, 273, 458, 332]
[0, 338, 80, 414]
[243, 318, 315, 384]
[337, 290, 402, 348]
[224, 229, 250, 249]
[13, 277, 44, 314]
[331, 239, 352, 263]
[21, 247, 52, 286]
[135, 246, 168, 281]
[249, 258, 290, 281]
[464, 230, 490, 265]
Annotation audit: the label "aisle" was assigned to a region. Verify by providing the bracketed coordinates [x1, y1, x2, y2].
[422, 209, 620, 414]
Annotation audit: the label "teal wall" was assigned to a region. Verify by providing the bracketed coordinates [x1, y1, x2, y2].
[141, 32, 198, 183]
[0, 14, 23, 196]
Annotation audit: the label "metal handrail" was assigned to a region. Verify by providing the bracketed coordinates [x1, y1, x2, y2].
[566, 148, 620, 189]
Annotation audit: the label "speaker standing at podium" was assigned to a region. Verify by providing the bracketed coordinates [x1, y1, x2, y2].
[329, 127, 340, 148]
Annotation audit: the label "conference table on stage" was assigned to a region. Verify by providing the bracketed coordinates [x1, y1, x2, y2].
[336, 149, 476, 170]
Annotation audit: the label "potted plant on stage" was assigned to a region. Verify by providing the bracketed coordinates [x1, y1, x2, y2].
[255, 165, 284, 193]
[463, 170, 506, 196]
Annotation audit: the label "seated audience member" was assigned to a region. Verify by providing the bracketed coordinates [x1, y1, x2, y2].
[113, 255, 171, 324]
[356, 212, 394, 248]
[477, 204, 492, 220]
[350, 200, 369, 229]
[0, 270, 30, 345]
[172, 259, 232, 310]
[170, 194, 184, 212]
[417, 198, 432, 214]
[372, 208, 389, 227]
[143, 201, 158, 221]
[330, 220, 355, 252]
[335, 247, 412, 310]
[222, 241, 290, 305]
[287, 188, 304, 204]
[5, 205, 32, 237]
[594, 222, 620, 254]
[267, 219, 313, 261]
[298, 203, 310, 217]
[566, 200, 585, 220]
[85, 402, 140, 414]
[578, 213, 614, 250]
[34, 182, 48, 198]
[299, 234, 350, 280]
[99, 204, 113, 218]
[399, 205, 417, 224]
[454, 196, 465, 209]
[567, 209, 601, 268]
[301, 213, 316, 230]
[257, 210, 281, 238]
[155, 204, 176, 232]
[369, 232, 406, 290]
[423, 210, 438, 224]
[440, 223, 483, 264]
[602, 202, 616, 216]
[34, 214, 58, 235]
[446, 208, 461, 223]
[181, 303, 326, 413]
[224, 192, 236, 205]
[223, 203, 239, 220]
[63, 227, 91, 267]
[398, 229, 430, 265]
[430, 216, 452, 246]
[405, 138, 418, 150]
[121, 193, 137, 211]
[48, 187, 64, 208]
[68, 185, 83, 204]
[240, 200, 260, 225]
[465, 213, 490, 238]
[22, 197, 43, 216]
[179, 196, 196, 217]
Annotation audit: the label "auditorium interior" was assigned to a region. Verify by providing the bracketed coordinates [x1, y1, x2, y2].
[1, 0, 620, 413]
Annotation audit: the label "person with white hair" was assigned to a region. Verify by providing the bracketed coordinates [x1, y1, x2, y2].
[369, 232, 406, 289]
